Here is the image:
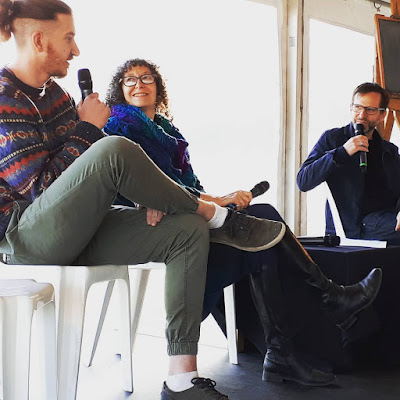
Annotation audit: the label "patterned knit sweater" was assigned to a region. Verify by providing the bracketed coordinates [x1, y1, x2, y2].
[0, 67, 105, 241]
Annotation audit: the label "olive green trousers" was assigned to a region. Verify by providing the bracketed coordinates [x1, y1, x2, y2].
[0, 136, 209, 355]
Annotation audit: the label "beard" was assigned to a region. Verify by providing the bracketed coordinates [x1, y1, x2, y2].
[353, 119, 376, 135]
[42, 43, 69, 79]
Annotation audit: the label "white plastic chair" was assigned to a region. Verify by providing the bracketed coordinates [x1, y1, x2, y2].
[0, 263, 133, 400]
[0, 279, 57, 400]
[86, 262, 238, 368]
[324, 182, 387, 248]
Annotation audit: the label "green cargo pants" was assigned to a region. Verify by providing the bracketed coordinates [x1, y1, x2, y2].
[1, 136, 209, 355]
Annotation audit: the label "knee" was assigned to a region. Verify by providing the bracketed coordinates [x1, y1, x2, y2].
[92, 136, 144, 158]
[168, 214, 210, 256]
[178, 214, 209, 247]
[165, 214, 210, 267]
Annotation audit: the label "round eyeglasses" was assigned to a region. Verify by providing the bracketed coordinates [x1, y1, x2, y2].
[351, 103, 386, 115]
[120, 74, 156, 87]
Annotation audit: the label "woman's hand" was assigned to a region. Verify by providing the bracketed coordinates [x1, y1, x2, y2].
[146, 208, 166, 226]
[201, 191, 252, 211]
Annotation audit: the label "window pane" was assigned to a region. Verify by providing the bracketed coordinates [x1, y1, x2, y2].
[306, 19, 375, 235]
[49, 0, 279, 207]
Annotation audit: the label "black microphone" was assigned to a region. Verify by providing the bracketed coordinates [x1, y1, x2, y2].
[78, 68, 93, 101]
[355, 123, 367, 173]
[297, 234, 340, 247]
[250, 180, 270, 198]
[227, 180, 270, 210]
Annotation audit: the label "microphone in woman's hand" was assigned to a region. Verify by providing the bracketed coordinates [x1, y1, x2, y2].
[250, 180, 270, 199]
[227, 180, 270, 210]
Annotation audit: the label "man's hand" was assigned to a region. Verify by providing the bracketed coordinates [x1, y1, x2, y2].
[77, 93, 111, 130]
[146, 208, 166, 226]
[395, 211, 400, 231]
[343, 135, 369, 156]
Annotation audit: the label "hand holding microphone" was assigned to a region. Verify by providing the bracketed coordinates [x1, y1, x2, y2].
[77, 68, 110, 129]
[227, 180, 270, 211]
[343, 124, 369, 162]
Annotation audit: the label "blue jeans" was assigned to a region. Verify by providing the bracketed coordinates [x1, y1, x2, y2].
[360, 209, 400, 245]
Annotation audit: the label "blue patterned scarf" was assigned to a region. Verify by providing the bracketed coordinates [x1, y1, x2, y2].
[105, 103, 198, 188]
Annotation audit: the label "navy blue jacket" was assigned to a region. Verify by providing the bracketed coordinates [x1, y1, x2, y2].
[297, 123, 400, 238]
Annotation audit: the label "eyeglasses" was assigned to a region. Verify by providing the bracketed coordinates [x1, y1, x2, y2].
[120, 74, 156, 87]
[351, 103, 386, 115]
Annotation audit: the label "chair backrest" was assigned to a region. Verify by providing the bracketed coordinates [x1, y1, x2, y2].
[324, 182, 346, 238]
[323, 182, 387, 248]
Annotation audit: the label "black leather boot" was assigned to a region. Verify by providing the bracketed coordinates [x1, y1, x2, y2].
[249, 267, 336, 386]
[278, 228, 382, 329]
[263, 347, 336, 386]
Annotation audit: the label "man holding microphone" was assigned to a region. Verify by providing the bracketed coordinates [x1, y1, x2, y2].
[298, 82, 400, 244]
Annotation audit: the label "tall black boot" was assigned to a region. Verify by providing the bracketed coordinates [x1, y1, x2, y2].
[249, 266, 336, 386]
[278, 228, 382, 329]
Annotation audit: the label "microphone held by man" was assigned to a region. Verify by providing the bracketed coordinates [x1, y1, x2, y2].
[78, 68, 93, 100]
[76, 68, 110, 129]
[355, 123, 367, 173]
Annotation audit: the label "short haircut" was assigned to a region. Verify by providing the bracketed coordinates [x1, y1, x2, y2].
[0, 0, 71, 42]
[352, 82, 390, 109]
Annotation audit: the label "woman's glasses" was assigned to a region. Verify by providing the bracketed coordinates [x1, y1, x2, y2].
[120, 74, 156, 87]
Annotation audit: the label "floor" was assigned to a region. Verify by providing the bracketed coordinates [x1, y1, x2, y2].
[28, 270, 400, 400]
[74, 333, 400, 400]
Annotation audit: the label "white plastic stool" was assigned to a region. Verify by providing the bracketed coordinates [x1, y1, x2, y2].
[0, 279, 57, 400]
[0, 263, 133, 400]
[86, 262, 238, 368]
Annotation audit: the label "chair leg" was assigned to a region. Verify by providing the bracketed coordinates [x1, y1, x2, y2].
[118, 278, 133, 392]
[129, 269, 151, 349]
[2, 298, 34, 400]
[83, 280, 116, 367]
[223, 284, 238, 365]
[36, 300, 58, 400]
[57, 268, 89, 400]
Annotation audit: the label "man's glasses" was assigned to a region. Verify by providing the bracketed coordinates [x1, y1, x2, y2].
[120, 74, 156, 87]
[351, 103, 386, 115]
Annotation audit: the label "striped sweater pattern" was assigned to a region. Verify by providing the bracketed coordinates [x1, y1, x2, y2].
[0, 67, 105, 241]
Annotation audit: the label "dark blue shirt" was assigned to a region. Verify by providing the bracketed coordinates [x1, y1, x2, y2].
[297, 123, 400, 238]
[362, 134, 396, 216]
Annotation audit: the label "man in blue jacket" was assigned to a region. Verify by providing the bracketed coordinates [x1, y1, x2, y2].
[297, 82, 400, 244]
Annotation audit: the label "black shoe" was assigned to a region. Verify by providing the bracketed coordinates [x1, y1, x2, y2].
[324, 268, 382, 330]
[209, 209, 285, 252]
[263, 349, 336, 386]
[161, 378, 229, 399]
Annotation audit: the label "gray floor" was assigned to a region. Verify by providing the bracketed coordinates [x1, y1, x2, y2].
[75, 332, 400, 400]
[28, 270, 400, 399]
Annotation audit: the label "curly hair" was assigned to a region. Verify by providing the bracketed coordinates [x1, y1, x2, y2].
[0, 0, 71, 42]
[105, 58, 171, 120]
